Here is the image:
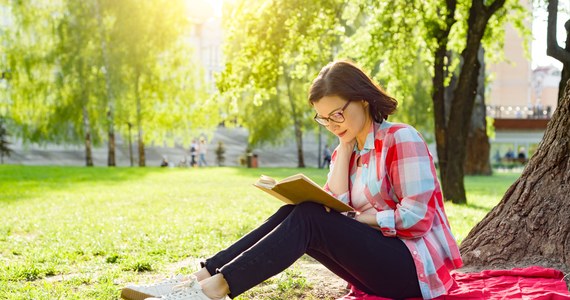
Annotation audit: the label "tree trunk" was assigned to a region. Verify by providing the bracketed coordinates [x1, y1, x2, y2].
[547, 0, 570, 105]
[444, 0, 504, 203]
[284, 69, 305, 168]
[294, 121, 305, 168]
[431, 0, 457, 188]
[94, 0, 116, 167]
[465, 47, 492, 175]
[135, 73, 145, 167]
[83, 104, 93, 167]
[460, 80, 570, 270]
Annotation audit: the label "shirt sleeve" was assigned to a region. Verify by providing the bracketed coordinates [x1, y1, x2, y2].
[377, 127, 436, 239]
[323, 148, 350, 205]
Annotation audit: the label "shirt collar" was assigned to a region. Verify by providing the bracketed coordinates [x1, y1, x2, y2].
[355, 121, 385, 152]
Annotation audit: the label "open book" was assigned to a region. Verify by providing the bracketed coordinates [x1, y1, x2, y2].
[254, 173, 353, 212]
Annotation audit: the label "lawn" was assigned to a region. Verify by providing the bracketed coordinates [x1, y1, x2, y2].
[0, 165, 521, 299]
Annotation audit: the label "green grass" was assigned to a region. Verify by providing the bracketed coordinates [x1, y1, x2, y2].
[0, 165, 521, 299]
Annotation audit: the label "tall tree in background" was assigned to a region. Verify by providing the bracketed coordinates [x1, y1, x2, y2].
[218, 0, 348, 167]
[110, 0, 215, 166]
[423, 0, 527, 203]
[547, 0, 570, 103]
[94, 0, 117, 166]
[444, 0, 507, 203]
[460, 79, 570, 271]
[3, 1, 61, 145]
[0, 117, 12, 164]
[53, 0, 106, 166]
[346, 0, 528, 203]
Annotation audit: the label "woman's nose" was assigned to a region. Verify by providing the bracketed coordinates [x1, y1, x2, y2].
[327, 122, 339, 131]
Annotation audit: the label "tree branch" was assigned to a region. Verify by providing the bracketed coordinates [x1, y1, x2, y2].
[487, 0, 506, 16]
[547, 0, 570, 63]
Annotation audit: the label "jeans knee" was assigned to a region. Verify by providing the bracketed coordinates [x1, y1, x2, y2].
[292, 202, 324, 217]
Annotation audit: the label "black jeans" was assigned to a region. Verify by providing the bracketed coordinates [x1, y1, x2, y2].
[201, 202, 422, 299]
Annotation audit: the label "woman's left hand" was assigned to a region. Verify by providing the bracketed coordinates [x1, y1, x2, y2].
[355, 213, 379, 228]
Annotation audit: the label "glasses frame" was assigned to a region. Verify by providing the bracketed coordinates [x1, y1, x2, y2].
[314, 101, 351, 126]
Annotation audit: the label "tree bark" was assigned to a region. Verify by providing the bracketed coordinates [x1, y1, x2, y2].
[135, 72, 145, 167]
[431, 0, 457, 189]
[444, 0, 504, 203]
[83, 104, 93, 167]
[464, 47, 492, 175]
[94, 0, 116, 167]
[284, 69, 305, 168]
[460, 79, 570, 270]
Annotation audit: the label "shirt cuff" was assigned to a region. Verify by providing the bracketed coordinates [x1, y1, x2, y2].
[376, 210, 396, 236]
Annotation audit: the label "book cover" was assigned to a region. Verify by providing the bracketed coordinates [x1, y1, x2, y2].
[253, 173, 353, 212]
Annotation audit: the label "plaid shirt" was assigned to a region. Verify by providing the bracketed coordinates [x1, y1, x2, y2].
[324, 121, 463, 299]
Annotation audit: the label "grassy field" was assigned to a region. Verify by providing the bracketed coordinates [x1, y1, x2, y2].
[0, 165, 521, 299]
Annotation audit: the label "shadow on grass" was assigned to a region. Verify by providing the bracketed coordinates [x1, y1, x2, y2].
[0, 165, 169, 203]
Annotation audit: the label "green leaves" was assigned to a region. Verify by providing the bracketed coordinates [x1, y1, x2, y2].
[2, 0, 213, 160]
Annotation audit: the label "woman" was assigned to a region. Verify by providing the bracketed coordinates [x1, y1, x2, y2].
[121, 60, 462, 300]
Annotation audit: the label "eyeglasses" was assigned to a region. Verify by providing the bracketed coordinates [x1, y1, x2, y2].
[314, 101, 351, 126]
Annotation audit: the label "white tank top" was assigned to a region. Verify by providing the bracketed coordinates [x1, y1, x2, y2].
[350, 166, 376, 215]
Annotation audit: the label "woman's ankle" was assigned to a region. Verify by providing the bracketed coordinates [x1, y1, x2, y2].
[193, 267, 212, 282]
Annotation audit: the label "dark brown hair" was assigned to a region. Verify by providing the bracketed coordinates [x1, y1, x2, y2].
[308, 60, 397, 122]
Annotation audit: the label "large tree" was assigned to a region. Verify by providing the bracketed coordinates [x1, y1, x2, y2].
[349, 0, 528, 203]
[439, 0, 524, 203]
[460, 79, 570, 270]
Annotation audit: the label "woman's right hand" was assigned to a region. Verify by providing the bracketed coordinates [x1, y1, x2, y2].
[337, 138, 356, 157]
[325, 138, 355, 196]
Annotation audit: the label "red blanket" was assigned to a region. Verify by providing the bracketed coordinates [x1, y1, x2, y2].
[337, 266, 570, 300]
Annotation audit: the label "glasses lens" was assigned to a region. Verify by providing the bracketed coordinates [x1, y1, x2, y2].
[315, 117, 328, 126]
[329, 112, 344, 123]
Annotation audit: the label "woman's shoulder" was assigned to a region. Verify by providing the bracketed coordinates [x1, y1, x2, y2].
[378, 121, 419, 136]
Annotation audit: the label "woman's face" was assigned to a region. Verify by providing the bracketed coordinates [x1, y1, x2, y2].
[313, 95, 370, 144]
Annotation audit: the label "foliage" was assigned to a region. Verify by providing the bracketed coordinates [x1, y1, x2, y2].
[0, 0, 214, 163]
[0, 165, 520, 298]
[218, 0, 347, 149]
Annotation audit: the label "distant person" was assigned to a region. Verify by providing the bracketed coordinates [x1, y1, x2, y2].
[505, 148, 515, 162]
[322, 144, 332, 169]
[518, 147, 527, 163]
[198, 138, 208, 167]
[190, 139, 198, 167]
[160, 156, 168, 168]
[121, 60, 461, 300]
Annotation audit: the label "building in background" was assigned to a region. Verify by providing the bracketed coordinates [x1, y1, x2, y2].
[486, 1, 560, 163]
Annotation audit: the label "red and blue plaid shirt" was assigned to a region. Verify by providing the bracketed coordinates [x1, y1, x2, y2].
[324, 121, 463, 299]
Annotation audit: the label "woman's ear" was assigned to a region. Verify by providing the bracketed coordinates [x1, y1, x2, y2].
[361, 100, 369, 108]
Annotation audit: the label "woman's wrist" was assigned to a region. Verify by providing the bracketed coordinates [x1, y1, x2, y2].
[338, 141, 355, 156]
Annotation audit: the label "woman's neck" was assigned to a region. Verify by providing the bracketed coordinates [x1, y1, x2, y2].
[356, 117, 373, 151]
